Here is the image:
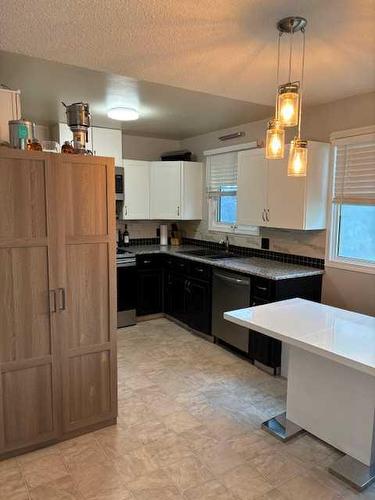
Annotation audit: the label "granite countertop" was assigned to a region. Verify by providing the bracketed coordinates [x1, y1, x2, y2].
[126, 244, 324, 280]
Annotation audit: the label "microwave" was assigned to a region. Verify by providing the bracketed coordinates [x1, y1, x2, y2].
[115, 167, 124, 201]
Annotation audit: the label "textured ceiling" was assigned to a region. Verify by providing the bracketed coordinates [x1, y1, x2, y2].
[0, 51, 272, 139]
[1, 0, 374, 107]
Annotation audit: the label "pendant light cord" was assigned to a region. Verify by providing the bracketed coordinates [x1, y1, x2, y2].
[297, 29, 306, 139]
[288, 25, 294, 82]
[275, 32, 282, 119]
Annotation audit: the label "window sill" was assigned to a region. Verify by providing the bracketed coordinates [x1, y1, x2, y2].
[208, 225, 260, 237]
[325, 259, 375, 275]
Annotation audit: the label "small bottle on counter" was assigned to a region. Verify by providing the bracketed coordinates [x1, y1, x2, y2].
[124, 224, 130, 247]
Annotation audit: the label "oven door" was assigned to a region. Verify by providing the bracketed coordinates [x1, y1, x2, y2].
[117, 262, 136, 327]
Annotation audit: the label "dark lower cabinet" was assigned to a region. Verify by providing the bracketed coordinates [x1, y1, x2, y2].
[185, 278, 211, 334]
[249, 274, 322, 372]
[164, 258, 212, 335]
[136, 255, 163, 316]
[164, 271, 187, 324]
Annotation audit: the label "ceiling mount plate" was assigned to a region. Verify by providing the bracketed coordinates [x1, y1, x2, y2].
[277, 16, 307, 34]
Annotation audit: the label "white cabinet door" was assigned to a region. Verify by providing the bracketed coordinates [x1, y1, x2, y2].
[150, 162, 181, 219]
[237, 149, 267, 226]
[123, 160, 150, 219]
[267, 151, 306, 230]
[92, 128, 122, 166]
[0, 89, 21, 142]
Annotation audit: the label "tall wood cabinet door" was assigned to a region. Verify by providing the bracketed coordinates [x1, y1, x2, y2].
[0, 151, 61, 456]
[267, 152, 306, 229]
[57, 156, 117, 434]
[150, 161, 181, 219]
[237, 149, 267, 226]
[123, 160, 150, 219]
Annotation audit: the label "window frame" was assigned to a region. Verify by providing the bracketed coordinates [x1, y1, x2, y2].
[326, 127, 375, 275]
[205, 146, 259, 237]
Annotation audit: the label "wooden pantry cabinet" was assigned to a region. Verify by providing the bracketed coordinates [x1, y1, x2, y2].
[0, 149, 117, 458]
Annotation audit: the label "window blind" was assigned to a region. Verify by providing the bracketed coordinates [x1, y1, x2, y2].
[207, 152, 238, 196]
[333, 134, 375, 205]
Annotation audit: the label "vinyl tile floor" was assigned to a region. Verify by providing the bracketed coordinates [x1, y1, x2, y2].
[1, 318, 373, 499]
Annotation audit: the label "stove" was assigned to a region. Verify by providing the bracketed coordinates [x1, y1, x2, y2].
[116, 247, 136, 328]
[116, 247, 136, 267]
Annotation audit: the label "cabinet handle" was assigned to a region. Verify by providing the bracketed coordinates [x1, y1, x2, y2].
[261, 209, 265, 222]
[124, 206, 128, 216]
[177, 206, 180, 216]
[195, 268, 204, 273]
[57, 288, 66, 311]
[49, 290, 56, 313]
[266, 209, 270, 222]
[256, 285, 268, 292]
[143, 259, 152, 265]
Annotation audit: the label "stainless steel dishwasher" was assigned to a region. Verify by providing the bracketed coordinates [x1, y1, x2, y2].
[212, 269, 250, 353]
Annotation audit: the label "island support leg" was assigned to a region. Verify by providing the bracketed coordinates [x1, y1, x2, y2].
[262, 412, 304, 442]
[262, 346, 375, 491]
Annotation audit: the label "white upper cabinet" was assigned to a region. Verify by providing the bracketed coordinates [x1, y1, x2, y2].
[237, 141, 329, 230]
[53, 124, 122, 166]
[91, 127, 122, 166]
[0, 88, 21, 142]
[237, 149, 267, 227]
[123, 159, 150, 220]
[150, 161, 203, 220]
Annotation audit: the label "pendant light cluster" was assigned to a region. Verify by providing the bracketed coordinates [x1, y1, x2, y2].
[265, 16, 308, 176]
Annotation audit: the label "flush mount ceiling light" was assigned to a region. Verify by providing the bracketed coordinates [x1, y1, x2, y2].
[107, 107, 139, 121]
[265, 16, 309, 177]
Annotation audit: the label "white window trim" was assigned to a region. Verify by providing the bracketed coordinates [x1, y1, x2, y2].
[325, 126, 375, 275]
[208, 197, 259, 235]
[206, 143, 260, 236]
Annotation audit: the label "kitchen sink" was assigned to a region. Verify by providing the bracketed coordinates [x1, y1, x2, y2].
[177, 248, 236, 260]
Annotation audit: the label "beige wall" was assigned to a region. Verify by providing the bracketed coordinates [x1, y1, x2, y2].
[180, 92, 375, 315]
[122, 134, 181, 161]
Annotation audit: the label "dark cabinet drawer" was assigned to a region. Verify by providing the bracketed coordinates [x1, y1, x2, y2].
[136, 254, 161, 269]
[252, 277, 272, 300]
[189, 262, 211, 281]
[172, 257, 189, 274]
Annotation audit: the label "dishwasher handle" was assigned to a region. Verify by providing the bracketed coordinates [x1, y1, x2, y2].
[214, 272, 250, 287]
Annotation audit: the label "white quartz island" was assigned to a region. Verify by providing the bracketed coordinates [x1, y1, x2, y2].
[224, 298, 375, 491]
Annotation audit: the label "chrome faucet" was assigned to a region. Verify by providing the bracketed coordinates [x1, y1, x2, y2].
[219, 235, 230, 252]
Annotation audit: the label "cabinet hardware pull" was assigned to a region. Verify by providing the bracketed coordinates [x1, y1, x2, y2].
[196, 268, 204, 272]
[143, 259, 151, 264]
[125, 206, 128, 215]
[57, 288, 66, 311]
[266, 209, 270, 222]
[49, 290, 57, 313]
[261, 209, 265, 222]
[256, 285, 267, 292]
[177, 206, 180, 216]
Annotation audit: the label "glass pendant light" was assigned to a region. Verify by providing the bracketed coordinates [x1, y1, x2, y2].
[278, 83, 299, 127]
[288, 138, 308, 176]
[265, 31, 285, 159]
[266, 16, 309, 176]
[265, 119, 285, 159]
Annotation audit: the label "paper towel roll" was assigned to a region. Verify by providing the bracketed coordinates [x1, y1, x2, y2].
[160, 224, 168, 246]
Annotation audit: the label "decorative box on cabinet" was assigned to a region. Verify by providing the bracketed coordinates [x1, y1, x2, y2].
[0, 149, 117, 459]
[53, 123, 122, 166]
[237, 142, 329, 230]
[0, 88, 21, 143]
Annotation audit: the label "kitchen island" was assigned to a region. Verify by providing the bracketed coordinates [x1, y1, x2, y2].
[224, 298, 375, 491]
